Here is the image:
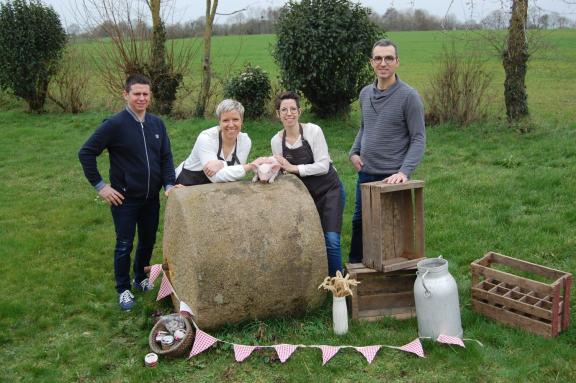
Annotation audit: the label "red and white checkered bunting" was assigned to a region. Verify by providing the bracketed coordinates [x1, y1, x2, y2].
[156, 273, 173, 301]
[149, 278, 477, 365]
[148, 264, 162, 285]
[319, 345, 341, 365]
[189, 329, 218, 358]
[179, 301, 194, 317]
[273, 344, 298, 363]
[437, 334, 465, 347]
[399, 338, 425, 358]
[233, 344, 257, 362]
[354, 345, 381, 364]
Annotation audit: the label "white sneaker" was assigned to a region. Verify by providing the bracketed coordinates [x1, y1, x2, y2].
[119, 290, 135, 311]
[134, 278, 153, 292]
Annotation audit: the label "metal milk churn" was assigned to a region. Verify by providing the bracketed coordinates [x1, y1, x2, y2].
[414, 257, 463, 339]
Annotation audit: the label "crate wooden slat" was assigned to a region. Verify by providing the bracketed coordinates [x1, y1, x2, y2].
[346, 263, 416, 321]
[471, 251, 572, 337]
[360, 180, 425, 272]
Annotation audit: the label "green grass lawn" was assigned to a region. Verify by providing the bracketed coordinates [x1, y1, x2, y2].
[1, 30, 575, 382]
[66, 29, 576, 122]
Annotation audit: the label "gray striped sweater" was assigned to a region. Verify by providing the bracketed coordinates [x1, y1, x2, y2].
[349, 76, 426, 177]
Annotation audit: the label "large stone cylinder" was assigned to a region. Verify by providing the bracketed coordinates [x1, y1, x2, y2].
[163, 174, 327, 329]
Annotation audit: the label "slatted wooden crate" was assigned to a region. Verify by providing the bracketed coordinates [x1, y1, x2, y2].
[346, 263, 416, 321]
[471, 251, 572, 337]
[361, 180, 425, 272]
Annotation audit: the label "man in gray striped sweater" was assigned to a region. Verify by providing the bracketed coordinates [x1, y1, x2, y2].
[348, 39, 426, 263]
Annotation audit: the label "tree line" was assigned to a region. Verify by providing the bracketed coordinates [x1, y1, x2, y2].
[69, 6, 575, 40]
[0, 0, 552, 128]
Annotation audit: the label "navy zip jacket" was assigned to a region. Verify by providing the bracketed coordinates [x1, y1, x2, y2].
[78, 108, 175, 199]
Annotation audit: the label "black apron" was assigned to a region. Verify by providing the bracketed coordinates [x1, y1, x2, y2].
[282, 124, 343, 233]
[176, 132, 240, 186]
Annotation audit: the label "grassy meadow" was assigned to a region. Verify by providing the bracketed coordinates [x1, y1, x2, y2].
[1, 30, 575, 382]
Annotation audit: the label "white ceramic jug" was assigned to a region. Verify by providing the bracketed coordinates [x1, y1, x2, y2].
[414, 257, 463, 339]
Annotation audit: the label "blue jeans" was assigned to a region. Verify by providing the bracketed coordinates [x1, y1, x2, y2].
[111, 197, 160, 293]
[324, 181, 346, 277]
[349, 171, 391, 264]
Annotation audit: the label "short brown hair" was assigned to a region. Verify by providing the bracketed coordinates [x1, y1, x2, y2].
[372, 39, 398, 58]
[124, 74, 151, 92]
[274, 91, 300, 110]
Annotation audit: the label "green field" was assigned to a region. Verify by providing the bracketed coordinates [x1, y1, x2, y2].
[1, 30, 575, 382]
[64, 30, 576, 122]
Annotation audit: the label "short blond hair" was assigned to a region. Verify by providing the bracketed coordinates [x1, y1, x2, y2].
[215, 99, 245, 120]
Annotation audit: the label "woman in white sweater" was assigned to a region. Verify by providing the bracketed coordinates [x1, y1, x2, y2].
[271, 91, 345, 277]
[175, 99, 253, 185]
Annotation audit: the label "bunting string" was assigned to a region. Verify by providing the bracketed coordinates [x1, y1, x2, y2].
[147, 264, 481, 365]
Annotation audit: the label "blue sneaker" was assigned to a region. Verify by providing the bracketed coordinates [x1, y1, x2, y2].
[133, 278, 153, 292]
[119, 290, 135, 311]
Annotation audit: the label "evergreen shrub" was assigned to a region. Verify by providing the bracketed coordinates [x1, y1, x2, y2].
[224, 64, 271, 119]
[274, 0, 381, 117]
[0, 0, 66, 112]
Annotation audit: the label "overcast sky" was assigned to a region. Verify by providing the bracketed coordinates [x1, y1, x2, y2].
[46, 0, 576, 28]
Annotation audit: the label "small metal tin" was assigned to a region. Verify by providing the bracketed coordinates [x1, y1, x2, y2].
[161, 335, 174, 350]
[144, 353, 158, 367]
[173, 329, 186, 341]
[155, 330, 169, 342]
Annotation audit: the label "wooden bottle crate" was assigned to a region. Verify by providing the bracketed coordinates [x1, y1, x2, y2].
[361, 180, 425, 272]
[346, 263, 416, 321]
[471, 251, 572, 337]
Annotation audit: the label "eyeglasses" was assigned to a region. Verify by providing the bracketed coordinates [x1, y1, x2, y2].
[279, 107, 299, 115]
[371, 55, 397, 65]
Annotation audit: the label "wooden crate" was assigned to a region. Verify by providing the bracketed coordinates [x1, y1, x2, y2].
[361, 180, 425, 272]
[471, 251, 572, 337]
[346, 263, 416, 321]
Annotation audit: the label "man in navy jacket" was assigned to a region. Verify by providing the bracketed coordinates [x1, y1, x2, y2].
[79, 74, 176, 311]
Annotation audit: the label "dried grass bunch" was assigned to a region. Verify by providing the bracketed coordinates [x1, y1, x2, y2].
[318, 271, 360, 297]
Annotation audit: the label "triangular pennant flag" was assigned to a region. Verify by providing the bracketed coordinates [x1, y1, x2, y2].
[354, 345, 381, 364]
[319, 345, 341, 365]
[233, 344, 257, 362]
[273, 344, 298, 363]
[156, 273, 173, 301]
[399, 338, 425, 358]
[179, 301, 194, 317]
[188, 329, 218, 358]
[148, 264, 162, 285]
[437, 334, 465, 348]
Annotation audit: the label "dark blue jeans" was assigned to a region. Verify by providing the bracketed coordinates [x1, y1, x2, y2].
[111, 197, 160, 293]
[349, 171, 391, 264]
[324, 181, 346, 277]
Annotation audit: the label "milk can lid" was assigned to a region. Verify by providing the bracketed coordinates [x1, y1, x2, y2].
[417, 256, 448, 273]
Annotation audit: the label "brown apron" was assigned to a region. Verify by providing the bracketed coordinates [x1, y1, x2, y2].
[282, 124, 343, 233]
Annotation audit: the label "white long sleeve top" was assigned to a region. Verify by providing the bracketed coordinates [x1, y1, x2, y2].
[271, 122, 331, 177]
[177, 126, 252, 183]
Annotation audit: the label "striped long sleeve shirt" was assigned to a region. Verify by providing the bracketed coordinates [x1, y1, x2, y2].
[349, 76, 426, 177]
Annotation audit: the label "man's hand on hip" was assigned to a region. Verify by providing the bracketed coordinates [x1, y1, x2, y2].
[98, 185, 124, 206]
[350, 154, 364, 172]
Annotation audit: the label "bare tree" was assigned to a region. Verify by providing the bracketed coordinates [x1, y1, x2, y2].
[444, 0, 543, 124]
[195, 0, 218, 117]
[503, 0, 529, 122]
[78, 0, 194, 114]
[481, 9, 509, 29]
[144, 0, 184, 115]
[79, 1, 148, 94]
